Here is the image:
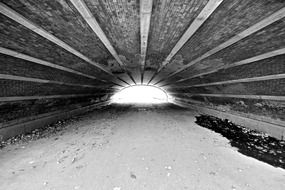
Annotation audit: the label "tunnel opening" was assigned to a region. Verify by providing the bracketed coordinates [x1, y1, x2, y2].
[111, 85, 172, 104]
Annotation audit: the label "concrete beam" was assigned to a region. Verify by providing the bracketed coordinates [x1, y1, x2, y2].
[174, 48, 285, 84]
[69, 0, 134, 84]
[140, 0, 153, 84]
[177, 101, 285, 140]
[0, 94, 94, 102]
[172, 93, 285, 101]
[155, 0, 224, 73]
[0, 93, 115, 102]
[148, 0, 224, 84]
[155, 7, 285, 84]
[0, 74, 112, 89]
[0, 3, 124, 84]
[164, 73, 285, 88]
[0, 47, 107, 82]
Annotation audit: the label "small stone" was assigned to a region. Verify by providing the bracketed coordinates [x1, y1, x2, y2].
[71, 157, 77, 164]
[130, 172, 136, 179]
[165, 166, 172, 170]
[167, 172, 171, 177]
[29, 160, 35, 164]
[74, 185, 80, 189]
[113, 187, 121, 190]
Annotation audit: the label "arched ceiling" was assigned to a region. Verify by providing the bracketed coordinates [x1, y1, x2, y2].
[0, 0, 284, 112]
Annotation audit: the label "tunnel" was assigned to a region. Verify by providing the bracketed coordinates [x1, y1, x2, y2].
[0, 0, 285, 189]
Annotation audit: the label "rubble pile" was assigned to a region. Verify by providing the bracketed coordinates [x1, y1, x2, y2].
[195, 115, 285, 169]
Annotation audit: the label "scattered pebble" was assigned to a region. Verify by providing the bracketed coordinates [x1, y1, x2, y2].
[74, 185, 80, 189]
[29, 160, 35, 164]
[165, 166, 172, 170]
[130, 172, 136, 179]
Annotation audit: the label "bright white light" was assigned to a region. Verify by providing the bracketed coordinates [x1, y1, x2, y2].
[111, 85, 170, 104]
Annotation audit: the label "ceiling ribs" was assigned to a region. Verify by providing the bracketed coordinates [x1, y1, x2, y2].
[171, 93, 285, 101]
[165, 74, 285, 88]
[172, 48, 285, 84]
[0, 3, 127, 86]
[0, 74, 113, 89]
[69, 0, 135, 84]
[140, 0, 153, 84]
[0, 47, 111, 83]
[154, 7, 285, 85]
[148, 0, 224, 84]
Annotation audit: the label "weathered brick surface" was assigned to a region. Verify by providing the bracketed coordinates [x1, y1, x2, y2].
[84, 0, 140, 71]
[175, 55, 285, 87]
[0, 15, 111, 81]
[171, 79, 285, 96]
[173, 0, 285, 64]
[1, 0, 121, 70]
[146, 0, 208, 70]
[0, 80, 111, 97]
[0, 54, 110, 86]
[176, 94, 285, 121]
[0, 95, 104, 123]
[0, 0, 284, 128]
[174, 18, 285, 80]
[156, 0, 285, 80]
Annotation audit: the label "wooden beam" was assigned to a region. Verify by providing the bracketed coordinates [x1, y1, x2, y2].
[0, 47, 108, 82]
[0, 3, 124, 84]
[155, 7, 285, 84]
[140, 0, 153, 84]
[165, 73, 285, 88]
[69, 0, 134, 84]
[174, 48, 285, 84]
[172, 93, 285, 101]
[0, 74, 113, 89]
[149, 0, 224, 83]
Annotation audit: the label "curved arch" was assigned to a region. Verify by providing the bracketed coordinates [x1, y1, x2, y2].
[111, 84, 169, 104]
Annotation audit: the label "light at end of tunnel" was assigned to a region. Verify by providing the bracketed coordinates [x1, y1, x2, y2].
[111, 85, 173, 104]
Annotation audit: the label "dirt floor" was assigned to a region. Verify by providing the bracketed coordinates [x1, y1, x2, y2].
[0, 104, 284, 190]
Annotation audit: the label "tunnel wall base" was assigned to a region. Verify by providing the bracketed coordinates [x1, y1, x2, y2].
[0, 101, 109, 141]
[176, 100, 285, 140]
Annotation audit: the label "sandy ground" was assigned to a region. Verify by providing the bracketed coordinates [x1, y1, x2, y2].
[0, 104, 284, 190]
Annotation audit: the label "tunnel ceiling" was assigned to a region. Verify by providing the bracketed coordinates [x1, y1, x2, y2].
[0, 0, 285, 110]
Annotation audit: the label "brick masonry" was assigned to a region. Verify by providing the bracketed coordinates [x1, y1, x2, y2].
[0, 0, 285, 130]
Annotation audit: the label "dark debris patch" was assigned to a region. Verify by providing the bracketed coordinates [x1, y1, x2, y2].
[195, 115, 285, 169]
